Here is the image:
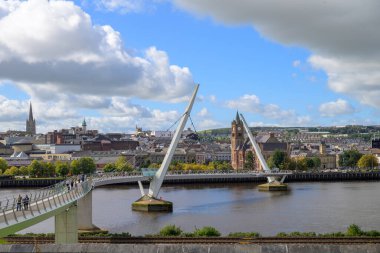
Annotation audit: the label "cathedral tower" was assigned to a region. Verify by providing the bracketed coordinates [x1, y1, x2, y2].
[82, 118, 87, 133]
[231, 112, 244, 170]
[26, 102, 36, 135]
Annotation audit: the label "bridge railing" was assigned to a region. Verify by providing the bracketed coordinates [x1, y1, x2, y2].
[0, 178, 93, 228]
[90, 169, 293, 183]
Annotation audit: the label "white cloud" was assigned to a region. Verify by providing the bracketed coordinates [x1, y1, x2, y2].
[319, 99, 355, 117]
[0, 0, 194, 102]
[226, 94, 260, 113]
[197, 107, 209, 117]
[94, 0, 145, 13]
[173, 0, 380, 109]
[0, 95, 28, 121]
[226, 94, 311, 126]
[197, 119, 223, 130]
[209, 95, 217, 103]
[292, 60, 301, 68]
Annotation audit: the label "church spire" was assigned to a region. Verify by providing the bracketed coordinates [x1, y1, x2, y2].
[26, 101, 36, 135]
[29, 102, 34, 121]
[235, 111, 240, 123]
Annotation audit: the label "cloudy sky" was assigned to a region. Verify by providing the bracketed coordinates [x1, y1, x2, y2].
[0, 0, 379, 133]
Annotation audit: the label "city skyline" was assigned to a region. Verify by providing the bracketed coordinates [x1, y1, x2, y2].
[0, 0, 379, 133]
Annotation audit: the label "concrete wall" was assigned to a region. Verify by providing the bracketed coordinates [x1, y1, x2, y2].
[0, 244, 380, 253]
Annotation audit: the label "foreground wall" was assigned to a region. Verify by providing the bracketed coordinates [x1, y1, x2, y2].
[0, 244, 380, 253]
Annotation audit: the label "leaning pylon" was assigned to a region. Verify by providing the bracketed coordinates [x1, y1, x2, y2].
[240, 113, 288, 191]
[132, 84, 200, 212]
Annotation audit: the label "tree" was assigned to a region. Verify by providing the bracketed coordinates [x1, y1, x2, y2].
[28, 160, 44, 178]
[70, 160, 81, 175]
[267, 150, 288, 170]
[115, 156, 133, 172]
[339, 150, 363, 168]
[55, 161, 70, 177]
[312, 157, 321, 169]
[19, 166, 29, 176]
[357, 154, 378, 169]
[103, 163, 116, 172]
[244, 151, 254, 170]
[70, 157, 96, 175]
[3, 166, 19, 176]
[0, 158, 8, 173]
[305, 158, 315, 170]
[44, 162, 56, 177]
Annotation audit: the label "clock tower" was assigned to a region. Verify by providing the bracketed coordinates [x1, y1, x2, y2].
[231, 112, 245, 170]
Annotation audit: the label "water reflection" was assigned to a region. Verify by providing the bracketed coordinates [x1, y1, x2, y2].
[0, 181, 379, 236]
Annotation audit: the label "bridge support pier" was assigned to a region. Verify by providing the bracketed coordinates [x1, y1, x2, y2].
[77, 191, 100, 231]
[258, 176, 288, 191]
[55, 203, 78, 244]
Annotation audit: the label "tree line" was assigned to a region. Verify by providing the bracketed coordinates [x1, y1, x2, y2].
[264, 149, 378, 171]
[0, 157, 96, 177]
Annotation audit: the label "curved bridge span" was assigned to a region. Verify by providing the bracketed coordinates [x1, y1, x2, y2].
[0, 171, 290, 243]
[93, 171, 291, 187]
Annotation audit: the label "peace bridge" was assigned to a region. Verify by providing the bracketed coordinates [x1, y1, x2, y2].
[0, 84, 290, 244]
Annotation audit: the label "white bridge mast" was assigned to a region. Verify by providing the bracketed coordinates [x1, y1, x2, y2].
[239, 113, 276, 183]
[148, 84, 199, 198]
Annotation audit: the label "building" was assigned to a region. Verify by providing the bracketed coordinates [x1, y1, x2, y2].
[26, 102, 36, 135]
[319, 142, 337, 169]
[230, 112, 248, 170]
[372, 138, 380, 149]
[256, 132, 289, 170]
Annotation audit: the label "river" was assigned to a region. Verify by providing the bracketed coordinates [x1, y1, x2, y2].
[1, 181, 379, 236]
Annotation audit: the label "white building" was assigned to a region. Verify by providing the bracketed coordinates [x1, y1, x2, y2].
[151, 130, 174, 138]
[34, 144, 81, 154]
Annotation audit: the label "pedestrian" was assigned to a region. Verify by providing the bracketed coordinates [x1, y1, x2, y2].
[23, 195, 29, 210]
[16, 195, 22, 211]
[71, 180, 74, 189]
[66, 180, 70, 191]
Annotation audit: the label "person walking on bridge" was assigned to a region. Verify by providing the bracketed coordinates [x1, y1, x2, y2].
[16, 195, 22, 211]
[23, 195, 29, 210]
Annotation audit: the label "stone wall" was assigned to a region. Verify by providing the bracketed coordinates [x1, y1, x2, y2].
[0, 244, 379, 253]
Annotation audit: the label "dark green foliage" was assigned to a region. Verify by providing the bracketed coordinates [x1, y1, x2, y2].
[103, 163, 116, 172]
[159, 225, 182, 236]
[55, 162, 70, 177]
[339, 150, 363, 167]
[346, 224, 363, 236]
[193, 226, 221, 237]
[319, 232, 345, 237]
[70, 157, 96, 175]
[364, 230, 380, 237]
[0, 158, 8, 173]
[244, 151, 254, 169]
[228, 232, 260, 238]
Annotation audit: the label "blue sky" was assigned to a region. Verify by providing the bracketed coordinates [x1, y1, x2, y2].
[0, 0, 379, 133]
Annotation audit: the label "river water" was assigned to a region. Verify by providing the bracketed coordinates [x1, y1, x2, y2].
[1, 182, 379, 236]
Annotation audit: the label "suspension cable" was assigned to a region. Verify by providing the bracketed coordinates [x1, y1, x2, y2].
[189, 115, 197, 133]
[165, 113, 186, 132]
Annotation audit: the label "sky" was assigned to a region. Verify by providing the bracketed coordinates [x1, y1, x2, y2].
[0, 0, 380, 133]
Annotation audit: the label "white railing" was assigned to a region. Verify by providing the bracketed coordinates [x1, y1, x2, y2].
[0, 179, 92, 231]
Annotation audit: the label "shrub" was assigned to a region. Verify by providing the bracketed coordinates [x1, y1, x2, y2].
[364, 230, 380, 237]
[194, 226, 221, 237]
[276, 232, 288, 237]
[159, 225, 182, 236]
[228, 232, 261, 238]
[182, 232, 195, 237]
[346, 224, 363, 236]
[320, 232, 345, 237]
